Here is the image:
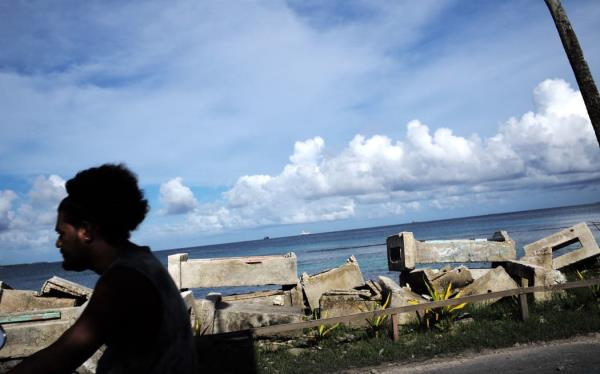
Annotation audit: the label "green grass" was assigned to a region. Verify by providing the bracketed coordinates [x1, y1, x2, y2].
[255, 287, 600, 374]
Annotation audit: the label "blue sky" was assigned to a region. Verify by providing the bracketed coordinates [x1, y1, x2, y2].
[1, 0, 600, 265]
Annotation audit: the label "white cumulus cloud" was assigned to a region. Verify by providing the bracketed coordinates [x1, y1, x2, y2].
[159, 177, 199, 215]
[0, 190, 18, 231]
[183, 79, 599, 231]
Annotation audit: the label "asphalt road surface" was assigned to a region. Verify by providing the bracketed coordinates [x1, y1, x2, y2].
[342, 333, 600, 374]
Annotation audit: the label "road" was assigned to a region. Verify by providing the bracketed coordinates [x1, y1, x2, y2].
[341, 333, 600, 374]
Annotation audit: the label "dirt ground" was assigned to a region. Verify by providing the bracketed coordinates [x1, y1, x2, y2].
[340, 333, 600, 374]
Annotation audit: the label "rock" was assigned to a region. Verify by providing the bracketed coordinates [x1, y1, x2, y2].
[287, 348, 306, 357]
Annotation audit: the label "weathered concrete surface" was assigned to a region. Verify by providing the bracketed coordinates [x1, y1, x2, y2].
[378, 276, 426, 325]
[192, 294, 220, 335]
[387, 231, 516, 271]
[0, 290, 77, 314]
[461, 266, 519, 304]
[521, 247, 553, 269]
[405, 266, 473, 295]
[523, 222, 600, 270]
[40, 276, 92, 303]
[364, 280, 383, 301]
[301, 256, 365, 310]
[212, 303, 305, 333]
[469, 269, 492, 281]
[168, 252, 299, 289]
[319, 290, 379, 324]
[0, 307, 82, 359]
[222, 289, 299, 307]
[502, 260, 566, 301]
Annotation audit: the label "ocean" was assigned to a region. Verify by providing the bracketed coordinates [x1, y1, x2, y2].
[1, 203, 599, 299]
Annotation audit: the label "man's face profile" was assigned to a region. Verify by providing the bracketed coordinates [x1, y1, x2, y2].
[55, 211, 90, 271]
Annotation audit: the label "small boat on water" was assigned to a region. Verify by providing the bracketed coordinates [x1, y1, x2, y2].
[300, 230, 310, 235]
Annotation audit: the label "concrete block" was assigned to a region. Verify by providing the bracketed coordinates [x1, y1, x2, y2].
[287, 283, 305, 308]
[222, 289, 293, 307]
[212, 303, 305, 333]
[40, 276, 92, 303]
[168, 253, 188, 289]
[364, 279, 383, 301]
[319, 290, 379, 324]
[502, 260, 566, 301]
[405, 266, 473, 295]
[192, 295, 219, 335]
[387, 231, 516, 271]
[0, 306, 82, 359]
[461, 266, 519, 304]
[169, 252, 298, 289]
[378, 276, 426, 325]
[301, 256, 365, 310]
[523, 222, 600, 270]
[521, 247, 553, 269]
[0, 290, 77, 314]
[469, 269, 492, 280]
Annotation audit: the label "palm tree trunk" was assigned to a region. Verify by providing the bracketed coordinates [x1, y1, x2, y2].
[544, 0, 600, 147]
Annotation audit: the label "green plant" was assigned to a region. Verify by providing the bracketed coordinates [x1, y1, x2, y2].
[576, 270, 600, 305]
[365, 292, 391, 337]
[412, 283, 467, 331]
[312, 310, 340, 340]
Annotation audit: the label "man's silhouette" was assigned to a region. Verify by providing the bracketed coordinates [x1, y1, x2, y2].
[11, 164, 197, 374]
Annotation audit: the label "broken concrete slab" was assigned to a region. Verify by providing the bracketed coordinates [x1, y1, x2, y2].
[404, 266, 473, 295]
[222, 289, 293, 307]
[0, 306, 83, 359]
[40, 276, 92, 304]
[461, 266, 519, 304]
[469, 269, 492, 281]
[301, 256, 365, 311]
[521, 246, 553, 270]
[387, 231, 516, 271]
[212, 303, 305, 334]
[502, 260, 566, 301]
[192, 293, 222, 335]
[0, 290, 77, 314]
[363, 280, 383, 301]
[378, 276, 427, 325]
[523, 222, 600, 270]
[168, 252, 299, 289]
[0, 319, 71, 359]
[319, 290, 379, 324]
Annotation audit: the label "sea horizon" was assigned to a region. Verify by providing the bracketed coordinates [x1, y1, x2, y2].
[2, 200, 599, 268]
